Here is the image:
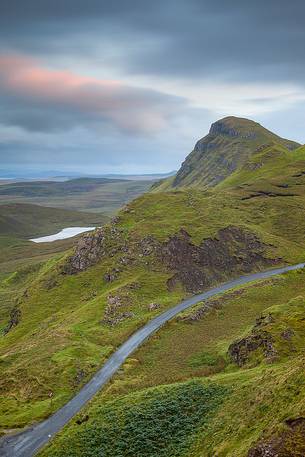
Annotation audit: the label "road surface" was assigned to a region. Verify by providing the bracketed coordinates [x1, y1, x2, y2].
[1, 262, 304, 456]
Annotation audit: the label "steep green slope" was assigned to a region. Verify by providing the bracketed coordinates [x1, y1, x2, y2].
[1, 119, 305, 456]
[157, 116, 299, 189]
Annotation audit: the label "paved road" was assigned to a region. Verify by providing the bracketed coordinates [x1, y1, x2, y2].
[1, 262, 304, 457]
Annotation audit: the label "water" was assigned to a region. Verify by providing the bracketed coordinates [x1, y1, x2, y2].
[30, 227, 96, 243]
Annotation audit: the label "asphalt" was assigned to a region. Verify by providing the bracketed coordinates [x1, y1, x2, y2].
[1, 262, 304, 456]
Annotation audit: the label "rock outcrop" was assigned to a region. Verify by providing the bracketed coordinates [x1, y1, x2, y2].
[63, 225, 124, 274]
[177, 289, 243, 322]
[160, 226, 279, 293]
[63, 218, 279, 298]
[228, 314, 278, 366]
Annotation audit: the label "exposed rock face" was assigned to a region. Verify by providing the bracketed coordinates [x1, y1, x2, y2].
[138, 235, 158, 256]
[228, 331, 277, 366]
[160, 226, 279, 293]
[209, 119, 256, 139]
[64, 222, 159, 276]
[4, 307, 21, 334]
[64, 226, 124, 274]
[228, 314, 277, 366]
[63, 215, 278, 300]
[64, 228, 107, 273]
[281, 328, 295, 340]
[248, 417, 305, 457]
[74, 368, 86, 386]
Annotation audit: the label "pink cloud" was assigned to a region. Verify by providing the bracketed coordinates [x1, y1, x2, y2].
[0, 54, 182, 133]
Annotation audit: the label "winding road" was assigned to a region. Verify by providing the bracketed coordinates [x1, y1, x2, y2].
[1, 262, 304, 457]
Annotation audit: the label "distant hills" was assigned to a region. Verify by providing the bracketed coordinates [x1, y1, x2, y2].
[0, 170, 176, 181]
[0, 177, 155, 214]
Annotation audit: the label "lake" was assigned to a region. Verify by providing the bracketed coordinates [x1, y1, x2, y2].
[30, 227, 96, 243]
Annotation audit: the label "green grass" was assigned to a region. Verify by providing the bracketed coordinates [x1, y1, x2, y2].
[92, 270, 305, 394]
[0, 257, 186, 431]
[36, 269, 305, 456]
[2, 147, 305, 433]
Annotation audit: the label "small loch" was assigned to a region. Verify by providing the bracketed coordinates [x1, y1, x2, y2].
[30, 227, 96, 243]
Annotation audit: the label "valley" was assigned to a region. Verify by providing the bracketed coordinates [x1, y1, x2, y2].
[0, 178, 155, 215]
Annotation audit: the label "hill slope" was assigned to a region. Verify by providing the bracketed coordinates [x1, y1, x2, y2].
[1, 118, 305, 456]
[0, 203, 106, 238]
[158, 116, 300, 189]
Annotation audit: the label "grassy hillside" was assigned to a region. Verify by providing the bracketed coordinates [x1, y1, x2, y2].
[0, 178, 154, 215]
[1, 120, 305, 456]
[39, 269, 305, 457]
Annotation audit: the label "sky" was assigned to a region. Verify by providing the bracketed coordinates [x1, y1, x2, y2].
[1, 0, 305, 175]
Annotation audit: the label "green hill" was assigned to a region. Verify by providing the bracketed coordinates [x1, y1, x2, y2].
[1, 118, 305, 456]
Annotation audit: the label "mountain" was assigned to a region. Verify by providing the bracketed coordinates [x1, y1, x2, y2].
[1, 118, 305, 457]
[162, 116, 300, 189]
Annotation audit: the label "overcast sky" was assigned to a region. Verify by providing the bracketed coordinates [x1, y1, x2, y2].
[1, 0, 305, 175]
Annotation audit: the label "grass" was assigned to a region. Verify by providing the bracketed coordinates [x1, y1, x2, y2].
[0, 258, 186, 431]
[0, 203, 107, 334]
[88, 270, 305, 395]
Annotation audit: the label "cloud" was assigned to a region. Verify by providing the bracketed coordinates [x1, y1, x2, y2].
[1, 1, 305, 85]
[0, 54, 185, 134]
[0, 1, 305, 175]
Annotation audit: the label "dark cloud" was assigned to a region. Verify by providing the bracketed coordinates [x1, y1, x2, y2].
[1, 1, 305, 83]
